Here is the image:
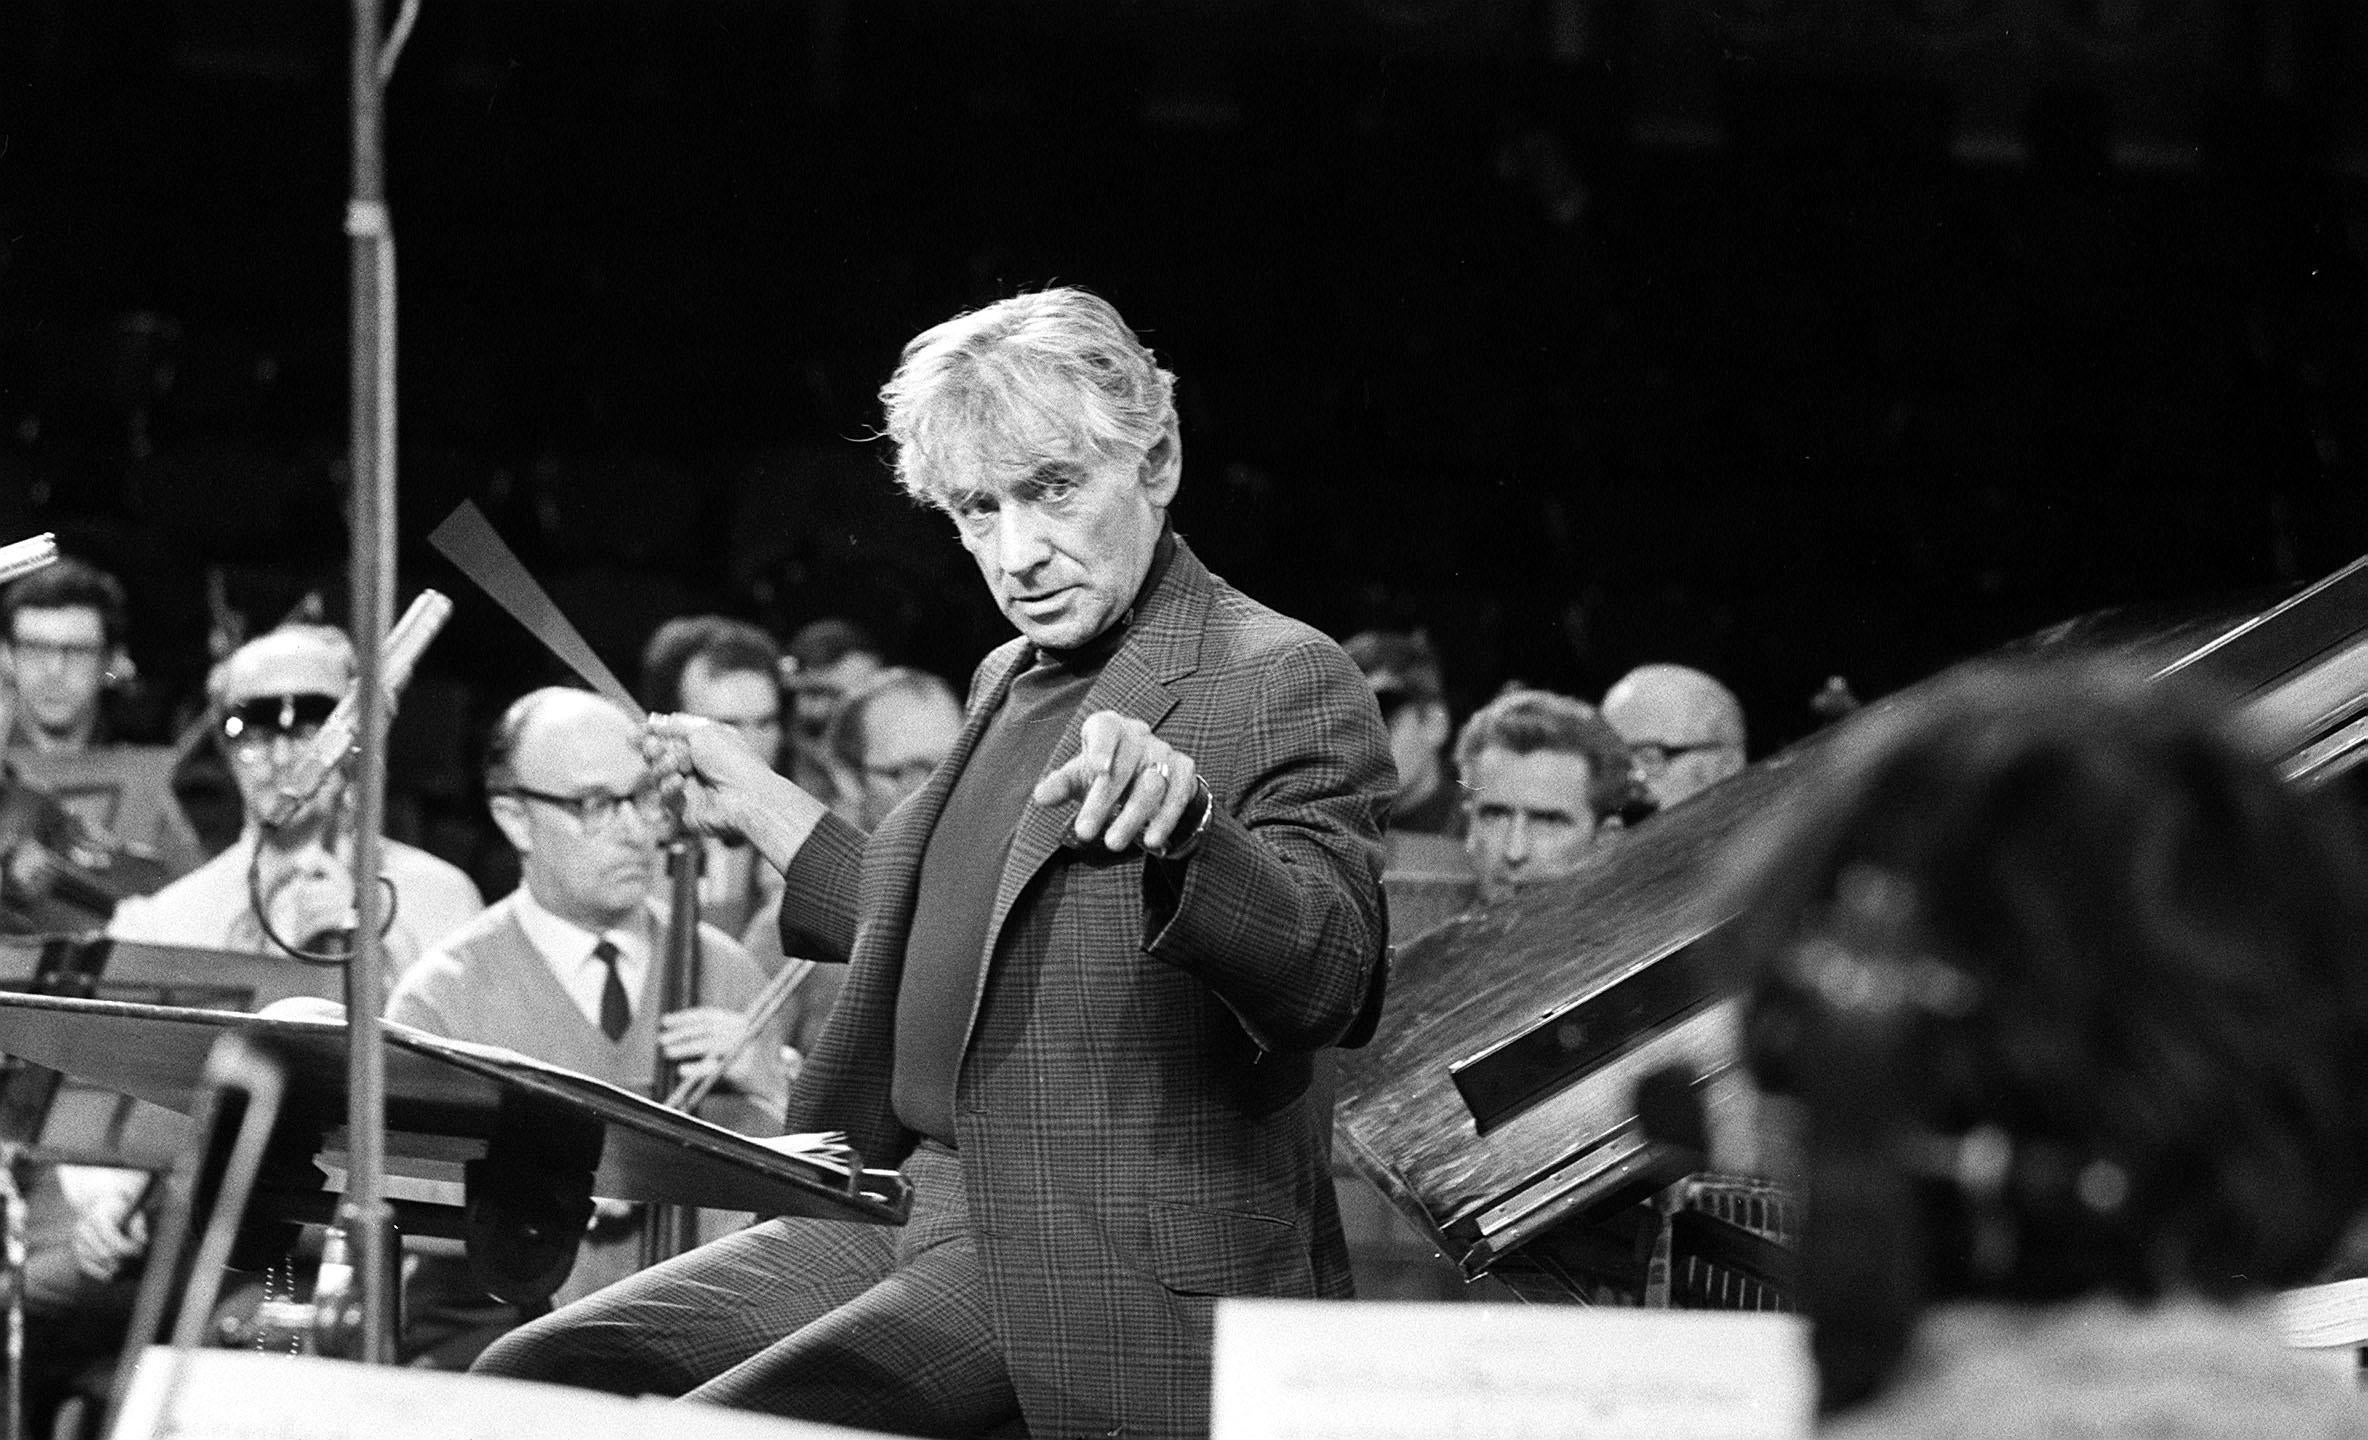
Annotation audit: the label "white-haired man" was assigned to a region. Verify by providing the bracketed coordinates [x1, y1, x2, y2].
[477, 288, 1393, 1440]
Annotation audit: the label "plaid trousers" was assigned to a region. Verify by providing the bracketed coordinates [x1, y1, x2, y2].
[474, 1142, 1024, 1438]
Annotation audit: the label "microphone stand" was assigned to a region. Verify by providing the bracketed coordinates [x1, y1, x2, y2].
[342, 0, 397, 1365]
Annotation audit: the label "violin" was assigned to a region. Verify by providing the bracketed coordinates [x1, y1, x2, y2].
[0, 773, 172, 935]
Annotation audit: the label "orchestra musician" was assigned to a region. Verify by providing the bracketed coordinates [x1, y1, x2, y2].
[107, 624, 483, 963]
[387, 686, 785, 1365]
[0, 557, 204, 931]
[473, 286, 1394, 1440]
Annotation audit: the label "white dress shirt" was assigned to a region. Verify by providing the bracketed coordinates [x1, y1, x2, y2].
[510, 884, 653, 1031]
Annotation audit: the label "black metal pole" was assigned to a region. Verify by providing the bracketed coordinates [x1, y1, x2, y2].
[344, 0, 397, 1366]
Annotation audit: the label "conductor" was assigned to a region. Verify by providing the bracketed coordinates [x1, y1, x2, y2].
[476, 287, 1395, 1440]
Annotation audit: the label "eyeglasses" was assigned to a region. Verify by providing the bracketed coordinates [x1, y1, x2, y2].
[495, 779, 669, 829]
[1629, 740, 1734, 774]
[221, 693, 341, 748]
[9, 638, 107, 668]
[862, 756, 943, 791]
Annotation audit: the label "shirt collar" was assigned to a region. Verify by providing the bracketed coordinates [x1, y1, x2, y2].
[512, 882, 646, 968]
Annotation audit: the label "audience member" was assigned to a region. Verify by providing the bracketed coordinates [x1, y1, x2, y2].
[388, 687, 786, 1363]
[1602, 662, 1747, 811]
[108, 624, 484, 963]
[639, 615, 793, 934]
[1454, 687, 1636, 904]
[1728, 663, 2368, 1435]
[1343, 630, 1460, 837]
[0, 559, 206, 916]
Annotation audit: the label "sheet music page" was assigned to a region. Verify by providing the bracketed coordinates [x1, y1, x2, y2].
[1212, 1300, 1812, 1440]
[2278, 1276, 2368, 1349]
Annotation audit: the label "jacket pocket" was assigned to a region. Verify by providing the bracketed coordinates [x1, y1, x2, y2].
[1143, 1199, 1313, 1298]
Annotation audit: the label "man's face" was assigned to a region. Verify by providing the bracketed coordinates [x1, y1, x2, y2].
[494, 698, 662, 931]
[1463, 745, 1601, 904]
[5, 607, 111, 744]
[1603, 687, 1744, 810]
[939, 440, 1176, 651]
[678, 657, 784, 769]
[853, 686, 962, 828]
[218, 632, 350, 822]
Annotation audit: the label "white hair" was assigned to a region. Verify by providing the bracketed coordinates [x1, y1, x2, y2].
[878, 287, 1177, 501]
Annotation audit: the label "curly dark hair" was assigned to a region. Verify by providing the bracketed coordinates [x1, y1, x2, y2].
[638, 614, 781, 714]
[1728, 660, 2368, 1415]
[3, 557, 128, 649]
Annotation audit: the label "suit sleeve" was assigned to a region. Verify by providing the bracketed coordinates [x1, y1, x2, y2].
[773, 812, 867, 965]
[1141, 635, 1392, 1053]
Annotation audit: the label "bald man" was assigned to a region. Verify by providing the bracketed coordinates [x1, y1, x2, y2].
[109, 624, 484, 961]
[1600, 663, 1747, 811]
[387, 688, 786, 1360]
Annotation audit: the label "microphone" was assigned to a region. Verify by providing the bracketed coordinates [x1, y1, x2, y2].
[0, 533, 60, 587]
[259, 590, 454, 829]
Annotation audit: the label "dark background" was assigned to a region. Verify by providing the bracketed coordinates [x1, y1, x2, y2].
[3, 0, 2365, 880]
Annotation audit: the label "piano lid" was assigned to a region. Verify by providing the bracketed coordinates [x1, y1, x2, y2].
[1337, 556, 2368, 1278]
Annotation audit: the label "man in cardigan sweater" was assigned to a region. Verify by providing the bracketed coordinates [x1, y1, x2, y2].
[388, 688, 784, 1362]
[475, 288, 1393, 1439]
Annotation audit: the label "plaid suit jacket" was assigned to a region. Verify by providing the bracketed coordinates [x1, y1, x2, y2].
[775, 537, 1393, 1439]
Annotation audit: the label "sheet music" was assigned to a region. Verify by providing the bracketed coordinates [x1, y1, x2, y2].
[1213, 1300, 1812, 1440]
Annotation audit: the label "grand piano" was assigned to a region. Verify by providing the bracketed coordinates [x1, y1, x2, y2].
[1337, 557, 2368, 1306]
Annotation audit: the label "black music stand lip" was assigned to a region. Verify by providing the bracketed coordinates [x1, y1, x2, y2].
[0, 990, 910, 1225]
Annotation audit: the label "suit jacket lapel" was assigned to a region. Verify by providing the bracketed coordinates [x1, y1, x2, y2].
[982, 540, 1216, 960]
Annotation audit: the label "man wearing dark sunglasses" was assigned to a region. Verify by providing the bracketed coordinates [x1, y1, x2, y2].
[108, 624, 484, 963]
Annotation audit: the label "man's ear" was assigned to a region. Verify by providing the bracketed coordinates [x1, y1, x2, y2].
[488, 794, 534, 856]
[1138, 424, 1183, 509]
[103, 646, 133, 688]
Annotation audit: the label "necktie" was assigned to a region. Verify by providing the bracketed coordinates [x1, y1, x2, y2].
[593, 938, 630, 1041]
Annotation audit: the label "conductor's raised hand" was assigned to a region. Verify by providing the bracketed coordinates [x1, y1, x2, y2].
[1031, 710, 1202, 855]
[641, 713, 774, 838]
[640, 712, 829, 874]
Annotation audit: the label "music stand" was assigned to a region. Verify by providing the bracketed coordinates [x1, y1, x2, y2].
[0, 990, 905, 1246]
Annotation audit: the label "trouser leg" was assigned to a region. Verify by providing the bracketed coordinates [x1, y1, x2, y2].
[471, 1215, 894, 1397]
[688, 1142, 1021, 1438]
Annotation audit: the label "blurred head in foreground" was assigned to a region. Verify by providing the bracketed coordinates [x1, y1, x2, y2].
[1728, 663, 2368, 1419]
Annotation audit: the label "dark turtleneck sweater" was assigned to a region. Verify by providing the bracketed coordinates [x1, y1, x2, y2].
[891, 528, 1178, 1145]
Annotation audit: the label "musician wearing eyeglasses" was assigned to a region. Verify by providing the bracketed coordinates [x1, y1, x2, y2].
[1601, 662, 1748, 811]
[107, 624, 483, 963]
[1454, 687, 1641, 905]
[385, 687, 786, 1358]
[0, 558, 207, 931]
